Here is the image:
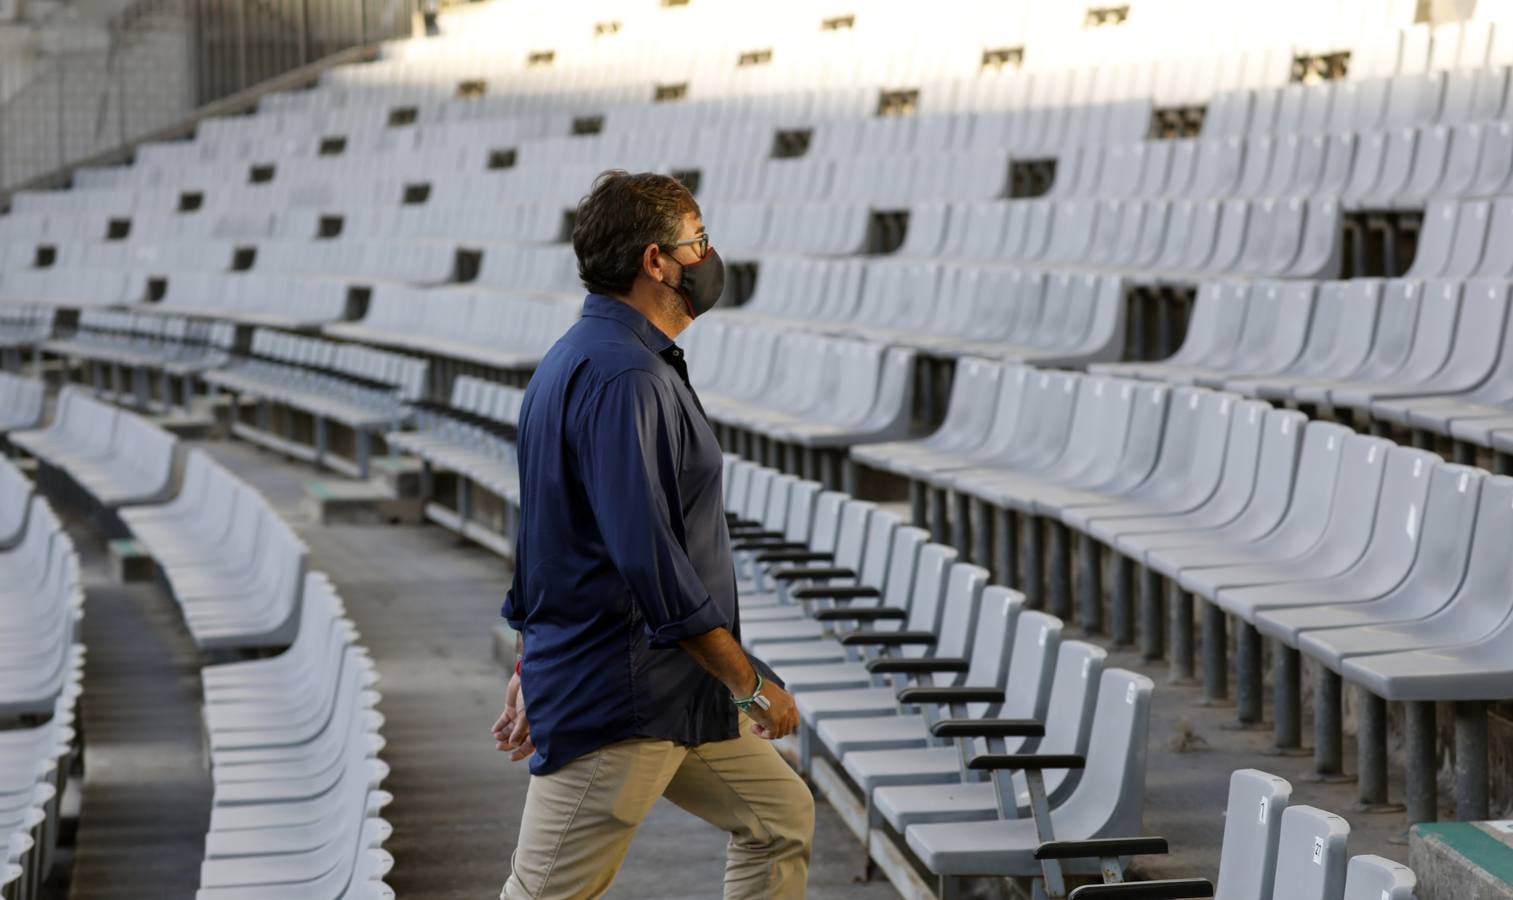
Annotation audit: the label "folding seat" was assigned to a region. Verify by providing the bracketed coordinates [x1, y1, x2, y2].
[1233, 135, 1275, 197]
[1150, 200, 1200, 272]
[1340, 130, 1390, 203]
[900, 670, 1154, 897]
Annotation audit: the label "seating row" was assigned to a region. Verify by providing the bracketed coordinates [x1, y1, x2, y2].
[12, 387, 178, 509]
[42, 310, 236, 412]
[119, 447, 307, 652]
[204, 329, 427, 478]
[719, 457, 1155, 898]
[854, 360, 1513, 825]
[154, 271, 357, 327]
[194, 571, 392, 898]
[1105, 275, 1513, 456]
[726, 260, 1125, 366]
[683, 320, 914, 487]
[0, 455, 83, 900]
[387, 375, 522, 558]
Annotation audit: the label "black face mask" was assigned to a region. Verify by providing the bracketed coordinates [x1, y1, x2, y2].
[669, 247, 725, 318]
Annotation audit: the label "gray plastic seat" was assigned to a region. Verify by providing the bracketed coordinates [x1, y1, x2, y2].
[1343, 855, 1417, 900]
[1256, 464, 1483, 651]
[1225, 281, 1383, 401]
[901, 670, 1153, 885]
[864, 636, 1103, 831]
[1114, 407, 1304, 564]
[1294, 472, 1512, 669]
[1212, 447, 1440, 624]
[1346, 280, 1509, 418]
[1145, 421, 1350, 583]
[1268, 806, 1349, 900]
[1181, 435, 1402, 607]
[1309, 280, 1461, 413]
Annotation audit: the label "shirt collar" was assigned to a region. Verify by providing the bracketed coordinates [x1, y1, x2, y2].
[581, 293, 674, 354]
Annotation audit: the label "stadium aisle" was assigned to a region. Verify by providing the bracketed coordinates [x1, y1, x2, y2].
[194, 439, 900, 899]
[60, 508, 211, 898]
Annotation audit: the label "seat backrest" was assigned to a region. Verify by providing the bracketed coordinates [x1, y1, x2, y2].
[934, 562, 988, 659]
[805, 492, 846, 554]
[782, 481, 822, 544]
[856, 510, 900, 590]
[1342, 855, 1416, 900]
[878, 526, 928, 611]
[1055, 669, 1154, 840]
[1269, 806, 1350, 900]
[902, 542, 960, 639]
[959, 586, 1023, 714]
[831, 499, 874, 571]
[1039, 640, 1105, 761]
[980, 606, 1055, 722]
[1214, 769, 1293, 900]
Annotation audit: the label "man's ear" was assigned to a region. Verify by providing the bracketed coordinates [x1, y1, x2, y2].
[641, 242, 664, 284]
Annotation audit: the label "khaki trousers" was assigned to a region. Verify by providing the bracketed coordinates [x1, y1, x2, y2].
[500, 716, 815, 900]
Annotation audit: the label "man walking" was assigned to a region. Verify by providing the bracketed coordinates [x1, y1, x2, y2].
[493, 170, 814, 899]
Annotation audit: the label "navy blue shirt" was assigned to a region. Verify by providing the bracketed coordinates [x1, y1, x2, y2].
[503, 293, 750, 775]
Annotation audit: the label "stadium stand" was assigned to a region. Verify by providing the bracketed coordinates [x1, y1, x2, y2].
[13, 0, 1513, 894]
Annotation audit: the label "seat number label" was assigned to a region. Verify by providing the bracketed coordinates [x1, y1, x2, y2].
[1312, 837, 1324, 864]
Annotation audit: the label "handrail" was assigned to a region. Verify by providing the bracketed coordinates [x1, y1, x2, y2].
[0, 42, 386, 205]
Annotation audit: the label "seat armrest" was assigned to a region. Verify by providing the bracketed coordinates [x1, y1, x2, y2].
[734, 539, 806, 552]
[771, 566, 855, 582]
[930, 717, 1045, 738]
[867, 657, 970, 675]
[792, 585, 881, 601]
[967, 752, 1085, 772]
[754, 550, 833, 564]
[730, 526, 783, 539]
[896, 686, 1005, 705]
[839, 630, 938, 647]
[1036, 837, 1169, 861]
[813, 606, 905, 622]
[1067, 879, 1215, 900]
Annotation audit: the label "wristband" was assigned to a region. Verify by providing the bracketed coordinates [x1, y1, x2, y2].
[515, 658, 523, 676]
[731, 672, 772, 712]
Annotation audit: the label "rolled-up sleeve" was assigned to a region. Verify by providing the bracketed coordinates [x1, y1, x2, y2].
[502, 566, 524, 631]
[578, 371, 730, 647]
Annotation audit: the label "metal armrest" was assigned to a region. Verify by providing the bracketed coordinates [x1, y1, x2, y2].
[867, 657, 970, 675]
[839, 630, 938, 647]
[1067, 880, 1215, 900]
[1036, 838, 1169, 861]
[930, 718, 1045, 738]
[896, 686, 1005, 705]
[813, 606, 906, 622]
[967, 752, 1084, 772]
[734, 539, 806, 552]
[792, 585, 881, 601]
[754, 550, 833, 564]
[770, 566, 855, 582]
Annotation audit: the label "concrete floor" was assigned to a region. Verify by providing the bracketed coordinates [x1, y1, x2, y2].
[200, 438, 898, 899]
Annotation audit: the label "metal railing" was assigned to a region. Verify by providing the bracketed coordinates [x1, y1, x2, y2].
[0, 0, 409, 192]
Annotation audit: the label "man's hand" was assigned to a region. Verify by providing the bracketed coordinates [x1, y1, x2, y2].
[492, 671, 535, 762]
[746, 680, 800, 741]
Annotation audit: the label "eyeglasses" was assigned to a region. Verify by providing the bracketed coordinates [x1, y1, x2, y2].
[660, 232, 710, 260]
